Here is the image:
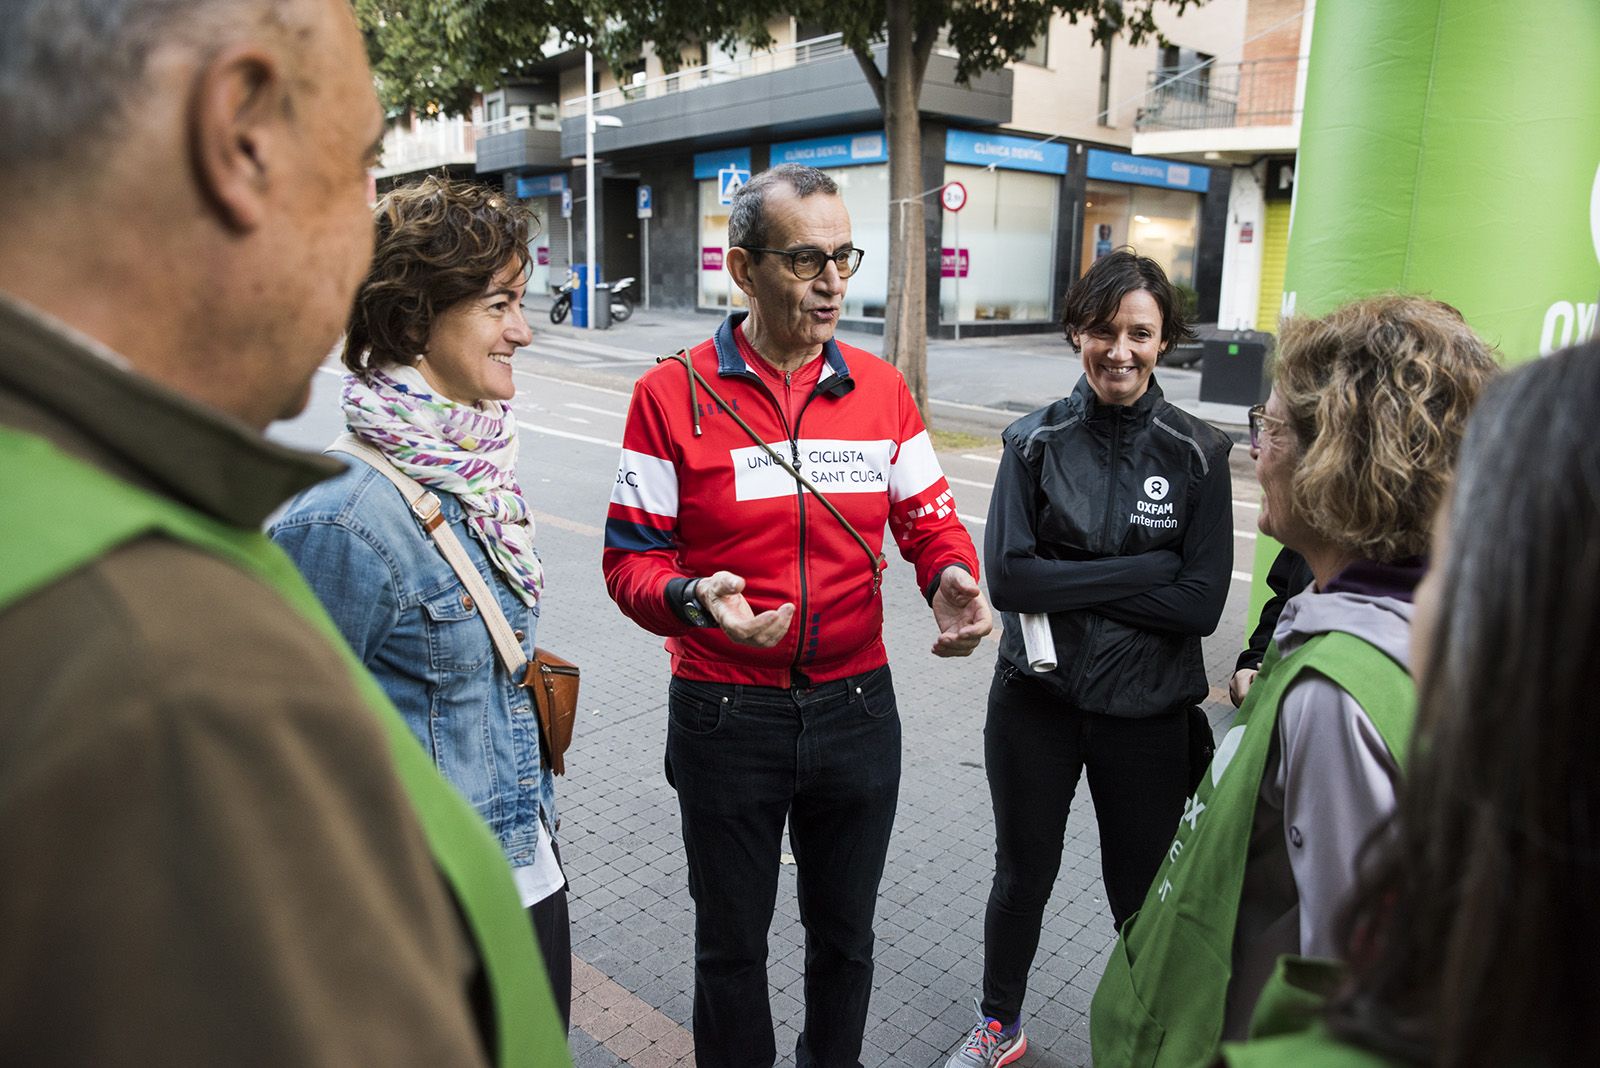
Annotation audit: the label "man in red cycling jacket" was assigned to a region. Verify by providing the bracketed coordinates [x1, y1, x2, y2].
[604, 163, 992, 1068]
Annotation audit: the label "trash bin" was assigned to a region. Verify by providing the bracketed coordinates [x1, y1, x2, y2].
[1198, 331, 1273, 406]
[591, 282, 613, 330]
[570, 263, 590, 328]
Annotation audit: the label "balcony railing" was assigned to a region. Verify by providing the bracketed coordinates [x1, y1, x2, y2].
[561, 32, 859, 117]
[375, 114, 477, 176]
[1134, 55, 1305, 133]
[477, 108, 563, 139]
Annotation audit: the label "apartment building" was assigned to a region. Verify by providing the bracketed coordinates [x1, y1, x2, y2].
[390, 3, 1250, 333]
[1131, 0, 1311, 334]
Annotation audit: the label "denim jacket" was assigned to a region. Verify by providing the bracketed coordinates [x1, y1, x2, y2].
[270, 456, 555, 868]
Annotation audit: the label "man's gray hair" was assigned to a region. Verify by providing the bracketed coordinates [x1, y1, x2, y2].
[0, 0, 274, 175]
[728, 164, 839, 250]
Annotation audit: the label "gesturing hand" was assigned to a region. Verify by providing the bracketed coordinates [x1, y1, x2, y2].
[930, 566, 993, 657]
[698, 570, 795, 648]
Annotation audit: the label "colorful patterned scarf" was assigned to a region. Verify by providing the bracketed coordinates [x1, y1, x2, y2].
[342, 365, 543, 605]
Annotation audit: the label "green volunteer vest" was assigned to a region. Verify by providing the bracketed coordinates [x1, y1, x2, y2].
[0, 427, 569, 1068]
[1219, 956, 1399, 1068]
[1090, 630, 1413, 1067]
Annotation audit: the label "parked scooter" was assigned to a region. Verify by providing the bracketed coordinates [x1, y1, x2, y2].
[549, 270, 578, 324]
[607, 276, 637, 322]
[548, 270, 638, 325]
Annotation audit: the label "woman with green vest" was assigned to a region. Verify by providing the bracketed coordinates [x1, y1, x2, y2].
[1090, 296, 1498, 1066]
[1221, 338, 1600, 1066]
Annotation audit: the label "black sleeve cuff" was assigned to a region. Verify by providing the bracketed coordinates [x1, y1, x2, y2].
[923, 563, 974, 605]
[665, 576, 698, 625]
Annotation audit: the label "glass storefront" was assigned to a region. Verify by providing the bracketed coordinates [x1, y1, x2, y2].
[697, 179, 745, 311]
[830, 164, 889, 319]
[938, 164, 1060, 323]
[1082, 181, 1200, 291]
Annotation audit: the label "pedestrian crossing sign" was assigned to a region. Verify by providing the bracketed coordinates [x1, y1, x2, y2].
[718, 165, 751, 206]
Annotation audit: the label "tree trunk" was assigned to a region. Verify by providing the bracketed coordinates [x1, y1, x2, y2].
[881, 0, 930, 418]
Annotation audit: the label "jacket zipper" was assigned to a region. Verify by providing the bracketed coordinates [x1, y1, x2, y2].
[789, 376, 830, 687]
[745, 368, 813, 686]
[1074, 413, 1122, 693]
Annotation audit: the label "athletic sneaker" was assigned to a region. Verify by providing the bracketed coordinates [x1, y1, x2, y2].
[944, 999, 1028, 1067]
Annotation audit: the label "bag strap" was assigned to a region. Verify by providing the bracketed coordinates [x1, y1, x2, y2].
[658, 349, 887, 593]
[328, 434, 528, 679]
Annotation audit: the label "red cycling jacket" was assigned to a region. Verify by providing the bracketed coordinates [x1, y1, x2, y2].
[603, 314, 980, 687]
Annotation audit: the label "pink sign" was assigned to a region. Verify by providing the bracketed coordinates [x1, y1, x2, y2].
[536, 247, 550, 266]
[940, 248, 970, 278]
[701, 247, 725, 271]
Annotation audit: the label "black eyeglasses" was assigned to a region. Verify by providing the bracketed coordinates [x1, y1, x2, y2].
[1247, 404, 1286, 450]
[738, 246, 865, 280]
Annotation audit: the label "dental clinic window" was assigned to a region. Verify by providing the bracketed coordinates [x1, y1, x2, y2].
[1082, 183, 1200, 291]
[938, 130, 1067, 324]
[695, 147, 753, 311]
[767, 131, 890, 320]
[1080, 149, 1210, 299]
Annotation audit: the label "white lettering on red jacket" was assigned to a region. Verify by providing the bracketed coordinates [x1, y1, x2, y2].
[602, 330, 980, 687]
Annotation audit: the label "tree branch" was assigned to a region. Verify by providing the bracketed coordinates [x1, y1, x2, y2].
[853, 45, 887, 111]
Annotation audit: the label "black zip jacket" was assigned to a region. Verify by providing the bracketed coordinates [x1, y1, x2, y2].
[984, 374, 1233, 716]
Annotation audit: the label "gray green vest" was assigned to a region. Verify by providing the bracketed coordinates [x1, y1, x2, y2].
[1090, 630, 1413, 1067]
[0, 427, 569, 1067]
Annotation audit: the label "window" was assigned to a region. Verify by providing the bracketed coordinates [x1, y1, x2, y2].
[1158, 46, 1212, 102]
[1082, 180, 1200, 295]
[1018, 30, 1049, 67]
[484, 97, 503, 123]
[697, 182, 746, 311]
[939, 165, 1060, 322]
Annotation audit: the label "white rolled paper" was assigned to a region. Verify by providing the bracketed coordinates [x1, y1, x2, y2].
[1019, 612, 1056, 672]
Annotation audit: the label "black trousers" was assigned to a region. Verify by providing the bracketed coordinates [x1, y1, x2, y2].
[664, 666, 901, 1068]
[979, 663, 1193, 1024]
[527, 856, 572, 1033]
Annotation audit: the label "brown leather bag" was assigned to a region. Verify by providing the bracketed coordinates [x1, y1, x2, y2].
[523, 648, 580, 775]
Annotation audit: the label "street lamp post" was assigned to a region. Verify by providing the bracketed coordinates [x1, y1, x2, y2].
[582, 49, 622, 331]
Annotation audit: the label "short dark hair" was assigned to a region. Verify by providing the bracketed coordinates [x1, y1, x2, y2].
[728, 163, 840, 251]
[1060, 248, 1195, 354]
[342, 176, 535, 375]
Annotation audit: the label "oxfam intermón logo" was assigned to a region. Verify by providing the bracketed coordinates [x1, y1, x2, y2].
[1592, 161, 1600, 268]
[1538, 160, 1600, 355]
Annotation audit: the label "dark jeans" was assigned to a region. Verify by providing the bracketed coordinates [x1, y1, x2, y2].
[980, 663, 1192, 1024]
[527, 845, 571, 1033]
[664, 665, 901, 1068]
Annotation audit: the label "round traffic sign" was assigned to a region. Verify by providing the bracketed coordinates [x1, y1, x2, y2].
[941, 181, 968, 213]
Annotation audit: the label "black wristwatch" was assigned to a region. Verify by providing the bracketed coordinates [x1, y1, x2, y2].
[680, 578, 714, 628]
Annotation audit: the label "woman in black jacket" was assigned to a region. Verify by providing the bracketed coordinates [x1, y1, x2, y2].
[943, 250, 1233, 1068]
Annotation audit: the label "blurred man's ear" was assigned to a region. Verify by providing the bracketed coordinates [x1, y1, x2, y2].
[190, 45, 288, 233]
[725, 246, 756, 298]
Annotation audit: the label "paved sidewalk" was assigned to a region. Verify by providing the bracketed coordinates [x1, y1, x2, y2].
[506, 307, 1263, 1065]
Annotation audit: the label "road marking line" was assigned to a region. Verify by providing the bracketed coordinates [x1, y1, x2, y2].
[512, 368, 633, 397]
[959, 512, 986, 526]
[1231, 570, 1254, 583]
[960, 453, 1001, 465]
[1232, 499, 1260, 510]
[1234, 530, 1257, 540]
[932, 397, 1014, 415]
[516, 420, 620, 449]
[565, 402, 626, 418]
[947, 475, 994, 490]
[534, 510, 603, 538]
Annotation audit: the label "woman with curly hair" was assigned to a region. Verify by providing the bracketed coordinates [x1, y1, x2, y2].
[1091, 295, 1498, 1067]
[1221, 338, 1600, 1066]
[270, 177, 571, 1025]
